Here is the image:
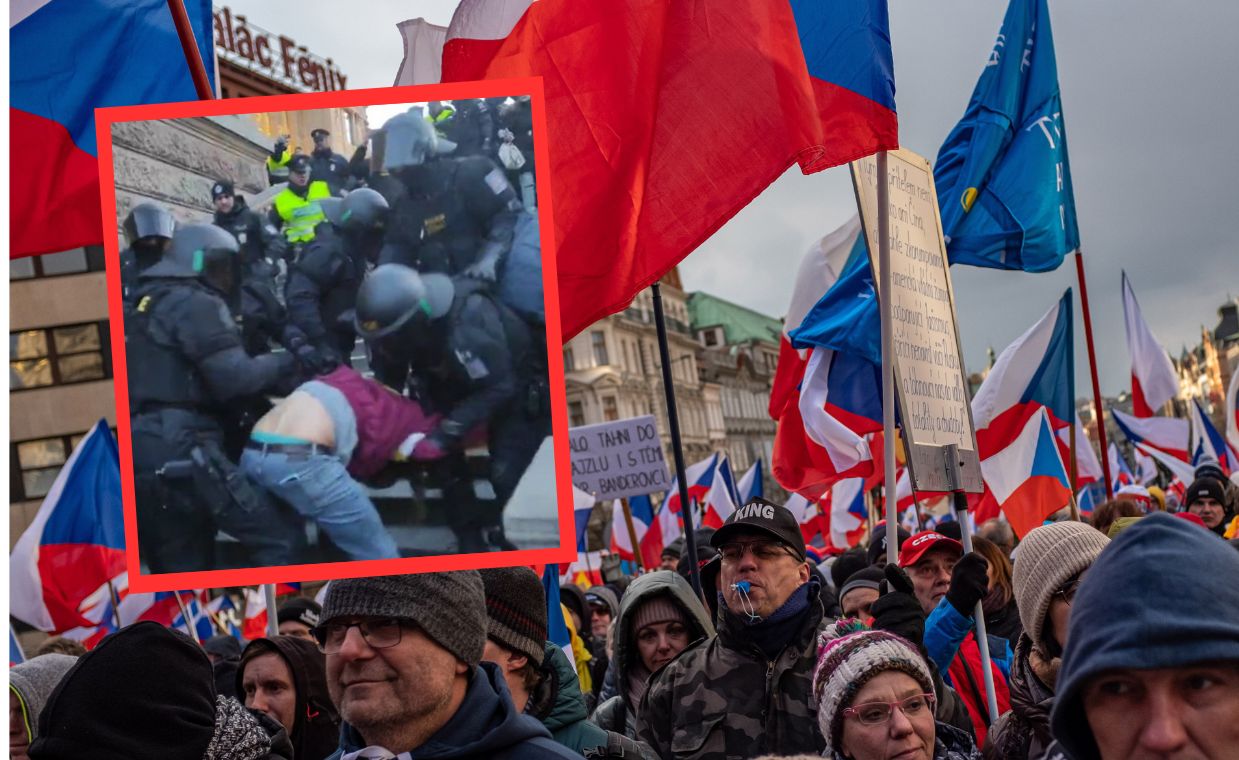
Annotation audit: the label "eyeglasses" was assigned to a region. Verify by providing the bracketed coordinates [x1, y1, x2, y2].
[843, 693, 936, 725]
[1053, 577, 1084, 606]
[311, 618, 406, 654]
[718, 541, 797, 563]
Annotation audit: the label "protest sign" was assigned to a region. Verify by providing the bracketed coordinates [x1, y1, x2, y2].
[568, 416, 672, 501]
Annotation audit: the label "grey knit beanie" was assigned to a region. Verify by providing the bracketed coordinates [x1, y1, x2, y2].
[1012, 522, 1110, 646]
[478, 567, 548, 667]
[321, 571, 487, 667]
[10, 653, 78, 743]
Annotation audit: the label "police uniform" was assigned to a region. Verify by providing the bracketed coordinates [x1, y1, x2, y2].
[270, 179, 331, 249]
[127, 227, 304, 573]
[283, 224, 365, 368]
[268, 146, 350, 195]
[378, 155, 523, 278]
[368, 276, 550, 551]
[212, 190, 288, 356]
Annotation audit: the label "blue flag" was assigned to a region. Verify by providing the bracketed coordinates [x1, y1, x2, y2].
[934, 0, 1079, 272]
[11, 629, 27, 666]
[542, 566, 575, 672]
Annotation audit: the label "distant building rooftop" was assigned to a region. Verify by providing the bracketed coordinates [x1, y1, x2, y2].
[687, 291, 782, 346]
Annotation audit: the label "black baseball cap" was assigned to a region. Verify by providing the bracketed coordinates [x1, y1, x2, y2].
[276, 597, 321, 629]
[288, 154, 312, 173]
[711, 497, 806, 561]
[210, 180, 234, 200]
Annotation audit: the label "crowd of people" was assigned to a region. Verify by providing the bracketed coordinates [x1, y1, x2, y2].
[117, 98, 550, 570]
[10, 458, 1237, 759]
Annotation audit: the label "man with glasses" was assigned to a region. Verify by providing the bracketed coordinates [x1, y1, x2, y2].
[901, 530, 1013, 744]
[637, 497, 832, 759]
[316, 572, 577, 759]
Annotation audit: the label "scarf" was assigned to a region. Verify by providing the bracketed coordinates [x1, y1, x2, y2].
[720, 582, 814, 660]
[202, 697, 271, 760]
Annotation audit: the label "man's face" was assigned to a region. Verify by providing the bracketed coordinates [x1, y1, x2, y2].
[635, 620, 690, 674]
[480, 639, 529, 710]
[213, 194, 235, 214]
[718, 530, 810, 618]
[10, 689, 30, 760]
[1188, 497, 1225, 529]
[242, 652, 297, 733]
[908, 547, 960, 614]
[325, 618, 468, 738]
[659, 554, 678, 571]
[1083, 662, 1239, 760]
[279, 619, 316, 642]
[841, 587, 880, 620]
[313, 133, 330, 149]
[289, 169, 310, 188]
[589, 604, 612, 640]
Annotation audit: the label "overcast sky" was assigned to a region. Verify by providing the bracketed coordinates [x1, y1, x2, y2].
[227, 1, 1238, 395]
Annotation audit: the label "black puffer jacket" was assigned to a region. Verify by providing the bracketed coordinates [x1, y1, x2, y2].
[984, 634, 1058, 760]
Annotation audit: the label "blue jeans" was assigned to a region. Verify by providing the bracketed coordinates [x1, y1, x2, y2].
[240, 449, 400, 561]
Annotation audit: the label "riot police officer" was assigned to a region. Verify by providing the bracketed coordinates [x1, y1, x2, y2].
[354, 264, 551, 552]
[127, 224, 304, 573]
[376, 108, 524, 282]
[119, 202, 175, 304]
[210, 180, 289, 356]
[284, 188, 390, 372]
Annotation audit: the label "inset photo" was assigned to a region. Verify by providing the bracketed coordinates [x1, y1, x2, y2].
[95, 80, 572, 592]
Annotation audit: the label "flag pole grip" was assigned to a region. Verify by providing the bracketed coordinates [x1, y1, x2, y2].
[264, 585, 279, 638]
[166, 0, 215, 99]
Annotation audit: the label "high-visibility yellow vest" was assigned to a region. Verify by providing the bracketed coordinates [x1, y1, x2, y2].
[273, 181, 331, 243]
[266, 147, 292, 180]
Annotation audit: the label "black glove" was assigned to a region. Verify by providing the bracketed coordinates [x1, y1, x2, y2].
[870, 563, 927, 656]
[271, 137, 288, 161]
[945, 552, 989, 617]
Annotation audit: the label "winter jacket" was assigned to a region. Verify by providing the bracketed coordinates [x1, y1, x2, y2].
[592, 571, 714, 741]
[636, 582, 830, 759]
[325, 662, 578, 759]
[984, 634, 1058, 760]
[926, 595, 1014, 745]
[528, 642, 655, 759]
[1050, 513, 1239, 760]
[983, 598, 1023, 652]
[237, 636, 341, 760]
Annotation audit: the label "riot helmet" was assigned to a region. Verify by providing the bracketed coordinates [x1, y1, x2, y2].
[144, 224, 241, 298]
[322, 188, 390, 231]
[122, 203, 175, 266]
[379, 108, 456, 173]
[353, 264, 454, 341]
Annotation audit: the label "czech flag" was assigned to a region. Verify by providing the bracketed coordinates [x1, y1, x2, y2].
[736, 460, 764, 503]
[10, 421, 125, 633]
[437, 0, 897, 339]
[609, 495, 653, 565]
[980, 408, 1073, 538]
[1227, 369, 1239, 461]
[572, 485, 596, 552]
[1057, 413, 1103, 488]
[1122, 272, 1180, 417]
[1189, 399, 1237, 475]
[701, 456, 740, 530]
[1111, 407, 1190, 463]
[11, 0, 215, 258]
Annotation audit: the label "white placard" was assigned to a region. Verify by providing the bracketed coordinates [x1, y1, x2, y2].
[567, 415, 672, 501]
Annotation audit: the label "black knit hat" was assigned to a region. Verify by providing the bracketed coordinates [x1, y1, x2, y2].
[210, 179, 234, 200]
[29, 621, 216, 759]
[321, 572, 487, 668]
[1186, 477, 1226, 509]
[478, 567, 548, 667]
[277, 597, 322, 629]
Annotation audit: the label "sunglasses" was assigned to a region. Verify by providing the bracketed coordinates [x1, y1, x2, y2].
[718, 540, 798, 562]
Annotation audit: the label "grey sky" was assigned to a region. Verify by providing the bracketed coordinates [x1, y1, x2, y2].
[228, 1, 1238, 396]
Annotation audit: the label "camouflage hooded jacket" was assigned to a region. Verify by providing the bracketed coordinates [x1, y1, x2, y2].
[636, 584, 830, 759]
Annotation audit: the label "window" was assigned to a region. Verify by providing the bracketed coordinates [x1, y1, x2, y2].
[10, 322, 112, 390]
[10, 429, 111, 503]
[9, 247, 106, 280]
[702, 329, 719, 347]
[563, 347, 575, 372]
[591, 331, 609, 366]
[568, 401, 586, 428]
[603, 396, 619, 421]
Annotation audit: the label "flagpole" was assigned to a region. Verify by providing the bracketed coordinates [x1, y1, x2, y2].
[172, 591, 197, 641]
[620, 498, 646, 573]
[165, 0, 215, 100]
[264, 584, 279, 638]
[1074, 252, 1114, 499]
[651, 282, 702, 597]
[106, 580, 123, 630]
[1068, 421, 1081, 520]
[876, 151, 899, 567]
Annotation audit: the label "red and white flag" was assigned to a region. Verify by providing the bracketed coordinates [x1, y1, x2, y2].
[393, 18, 448, 85]
[1122, 272, 1179, 417]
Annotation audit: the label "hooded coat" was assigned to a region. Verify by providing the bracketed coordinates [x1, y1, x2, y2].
[29, 622, 290, 760]
[984, 634, 1058, 760]
[236, 636, 341, 760]
[1050, 513, 1239, 760]
[326, 661, 579, 759]
[591, 571, 714, 740]
[9, 654, 78, 750]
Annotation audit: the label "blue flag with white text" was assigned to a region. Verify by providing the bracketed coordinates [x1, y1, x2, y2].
[934, 0, 1079, 272]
